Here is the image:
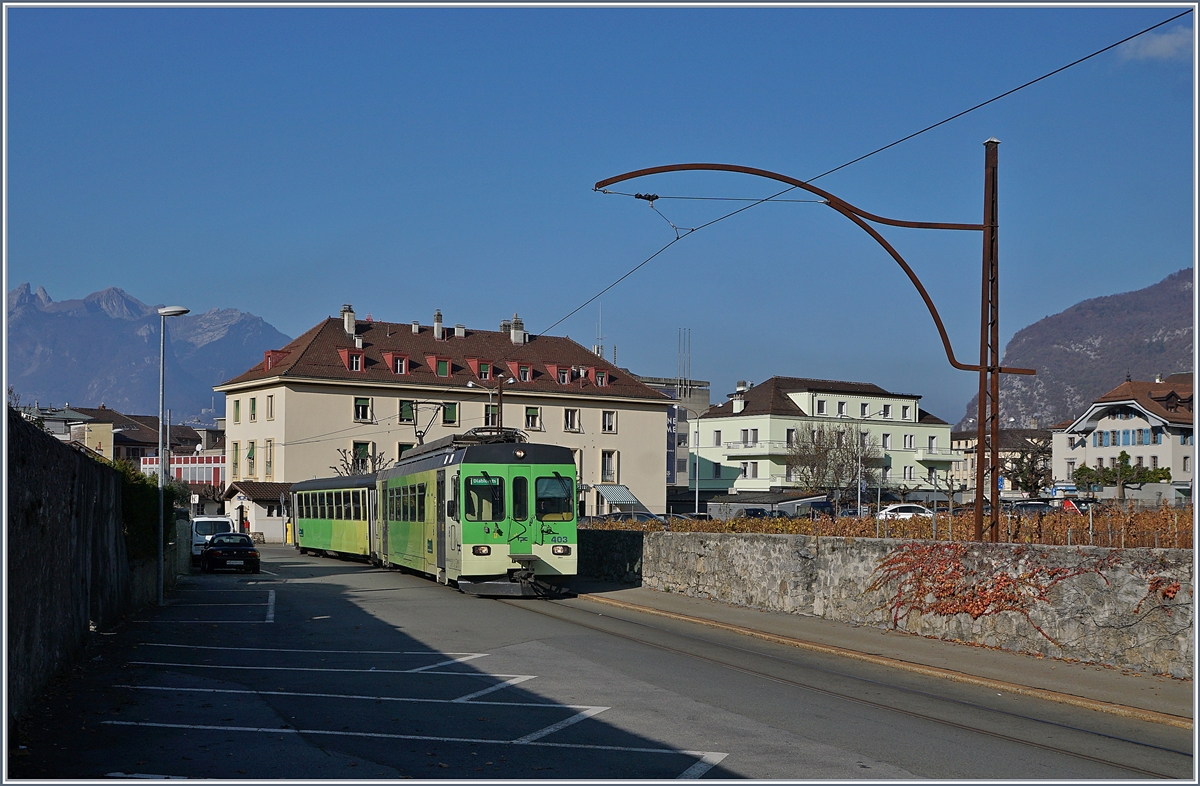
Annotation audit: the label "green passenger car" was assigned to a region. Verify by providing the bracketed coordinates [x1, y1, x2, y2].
[290, 431, 577, 596]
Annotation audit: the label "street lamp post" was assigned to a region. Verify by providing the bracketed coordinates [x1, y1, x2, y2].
[157, 305, 189, 607]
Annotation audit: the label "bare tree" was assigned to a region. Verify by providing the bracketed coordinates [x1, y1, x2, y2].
[330, 447, 394, 477]
[1002, 433, 1053, 496]
[786, 423, 882, 506]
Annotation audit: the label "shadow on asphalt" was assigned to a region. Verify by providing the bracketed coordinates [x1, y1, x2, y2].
[10, 546, 737, 780]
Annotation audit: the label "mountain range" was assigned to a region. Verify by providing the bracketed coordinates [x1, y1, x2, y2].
[7, 284, 292, 424]
[954, 268, 1193, 430]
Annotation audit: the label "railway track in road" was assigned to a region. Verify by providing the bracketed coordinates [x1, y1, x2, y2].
[497, 598, 1192, 780]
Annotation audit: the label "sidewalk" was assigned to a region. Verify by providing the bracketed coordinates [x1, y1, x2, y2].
[569, 578, 1193, 725]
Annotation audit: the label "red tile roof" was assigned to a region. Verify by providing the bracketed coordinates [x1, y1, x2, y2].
[701, 376, 938, 421]
[216, 318, 668, 402]
[223, 481, 293, 502]
[1092, 376, 1193, 426]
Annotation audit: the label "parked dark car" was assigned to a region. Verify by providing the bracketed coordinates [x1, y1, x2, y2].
[742, 508, 769, 518]
[201, 533, 261, 574]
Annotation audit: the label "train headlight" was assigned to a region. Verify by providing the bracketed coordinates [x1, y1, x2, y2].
[514, 449, 526, 460]
[551, 545, 571, 556]
[472, 545, 492, 556]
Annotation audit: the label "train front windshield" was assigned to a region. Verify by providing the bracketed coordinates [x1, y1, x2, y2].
[536, 475, 574, 521]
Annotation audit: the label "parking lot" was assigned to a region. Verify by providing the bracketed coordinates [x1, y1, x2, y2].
[11, 548, 730, 780]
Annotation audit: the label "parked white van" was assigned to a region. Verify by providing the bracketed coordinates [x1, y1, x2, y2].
[191, 516, 235, 566]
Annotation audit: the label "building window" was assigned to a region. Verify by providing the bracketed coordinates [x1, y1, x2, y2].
[882, 433, 892, 450]
[1135, 455, 1144, 467]
[713, 430, 722, 447]
[1096, 458, 1104, 469]
[601, 450, 617, 482]
[713, 462, 722, 479]
[1184, 456, 1191, 473]
[882, 404, 892, 419]
[786, 428, 797, 447]
[525, 407, 541, 430]
[399, 400, 415, 423]
[928, 436, 937, 451]
[816, 400, 827, 415]
[394, 356, 407, 374]
[249, 397, 257, 422]
[266, 395, 274, 420]
[903, 465, 914, 481]
[837, 401, 847, 417]
[354, 397, 371, 422]
[882, 466, 891, 482]
[265, 439, 274, 479]
[927, 466, 936, 482]
[246, 441, 256, 477]
[398, 442, 414, 458]
[860, 403, 870, 417]
[1066, 460, 1075, 475]
[786, 465, 798, 482]
[349, 354, 361, 372]
[231, 442, 239, 478]
[602, 411, 617, 433]
[518, 365, 531, 382]
[442, 403, 458, 425]
[596, 371, 607, 386]
[902, 405, 912, 420]
[352, 442, 370, 473]
[484, 404, 498, 427]
[564, 408, 580, 432]
[558, 368, 570, 384]
[479, 362, 491, 380]
[739, 461, 758, 479]
[436, 359, 450, 377]
[233, 400, 241, 424]
[739, 428, 758, 446]
[677, 458, 689, 474]
[903, 434, 914, 450]
[1151, 455, 1158, 469]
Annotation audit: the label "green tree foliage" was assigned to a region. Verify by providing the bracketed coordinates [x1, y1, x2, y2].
[113, 459, 181, 559]
[1072, 451, 1171, 500]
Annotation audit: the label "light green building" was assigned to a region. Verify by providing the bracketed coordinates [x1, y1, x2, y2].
[695, 377, 960, 501]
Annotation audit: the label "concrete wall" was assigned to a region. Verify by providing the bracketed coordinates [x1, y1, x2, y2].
[582, 529, 1193, 678]
[7, 410, 127, 728]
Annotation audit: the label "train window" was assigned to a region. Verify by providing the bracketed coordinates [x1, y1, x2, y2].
[536, 475, 574, 521]
[353, 490, 362, 521]
[318, 493, 326, 520]
[512, 476, 528, 521]
[464, 476, 505, 522]
[450, 474, 460, 522]
[333, 491, 342, 520]
[417, 483, 426, 521]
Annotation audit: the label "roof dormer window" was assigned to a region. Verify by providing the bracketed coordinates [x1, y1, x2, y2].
[596, 371, 607, 387]
[557, 368, 570, 385]
[337, 348, 366, 372]
[383, 352, 409, 375]
[519, 365, 531, 382]
[479, 362, 491, 381]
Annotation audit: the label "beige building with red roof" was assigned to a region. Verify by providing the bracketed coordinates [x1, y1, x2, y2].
[1052, 373, 1194, 501]
[213, 306, 671, 516]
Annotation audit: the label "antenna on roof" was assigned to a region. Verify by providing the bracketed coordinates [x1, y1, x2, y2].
[592, 303, 606, 358]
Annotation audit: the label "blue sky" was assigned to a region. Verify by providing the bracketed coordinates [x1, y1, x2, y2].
[5, 5, 1195, 422]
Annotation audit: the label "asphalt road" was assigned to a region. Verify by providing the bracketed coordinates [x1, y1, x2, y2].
[9, 545, 1193, 780]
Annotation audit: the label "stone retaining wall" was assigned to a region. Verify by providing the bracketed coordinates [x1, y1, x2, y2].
[583, 530, 1193, 678]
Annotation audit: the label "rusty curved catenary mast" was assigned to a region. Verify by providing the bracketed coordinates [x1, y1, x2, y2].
[594, 140, 1034, 540]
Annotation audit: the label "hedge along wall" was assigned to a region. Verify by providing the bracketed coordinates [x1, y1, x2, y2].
[581, 530, 1193, 678]
[6, 410, 129, 728]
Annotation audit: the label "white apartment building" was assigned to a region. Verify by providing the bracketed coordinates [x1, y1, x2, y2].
[696, 376, 959, 499]
[1052, 374, 1193, 502]
[214, 306, 672, 516]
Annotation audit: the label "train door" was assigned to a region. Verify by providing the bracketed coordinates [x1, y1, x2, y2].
[380, 483, 390, 566]
[509, 465, 532, 555]
[369, 485, 381, 565]
[436, 470, 447, 581]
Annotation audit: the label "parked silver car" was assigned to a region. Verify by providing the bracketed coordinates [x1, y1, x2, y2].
[877, 504, 933, 520]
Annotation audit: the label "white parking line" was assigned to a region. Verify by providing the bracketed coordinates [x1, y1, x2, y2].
[116, 684, 604, 709]
[127, 661, 515, 677]
[105, 772, 187, 779]
[511, 706, 609, 743]
[137, 643, 479, 656]
[102, 721, 726, 763]
[406, 653, 488, 672]
[265, 590, 275, 622]
[451, 676, 535, 702]
[677, 751, 729, 779]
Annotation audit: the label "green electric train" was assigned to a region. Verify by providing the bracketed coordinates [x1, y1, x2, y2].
[290, 430, 577, 596]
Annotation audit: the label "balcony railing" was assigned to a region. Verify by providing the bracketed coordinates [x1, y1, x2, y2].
[723, 440, 793, 453]
[915, 447, 965, 462]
